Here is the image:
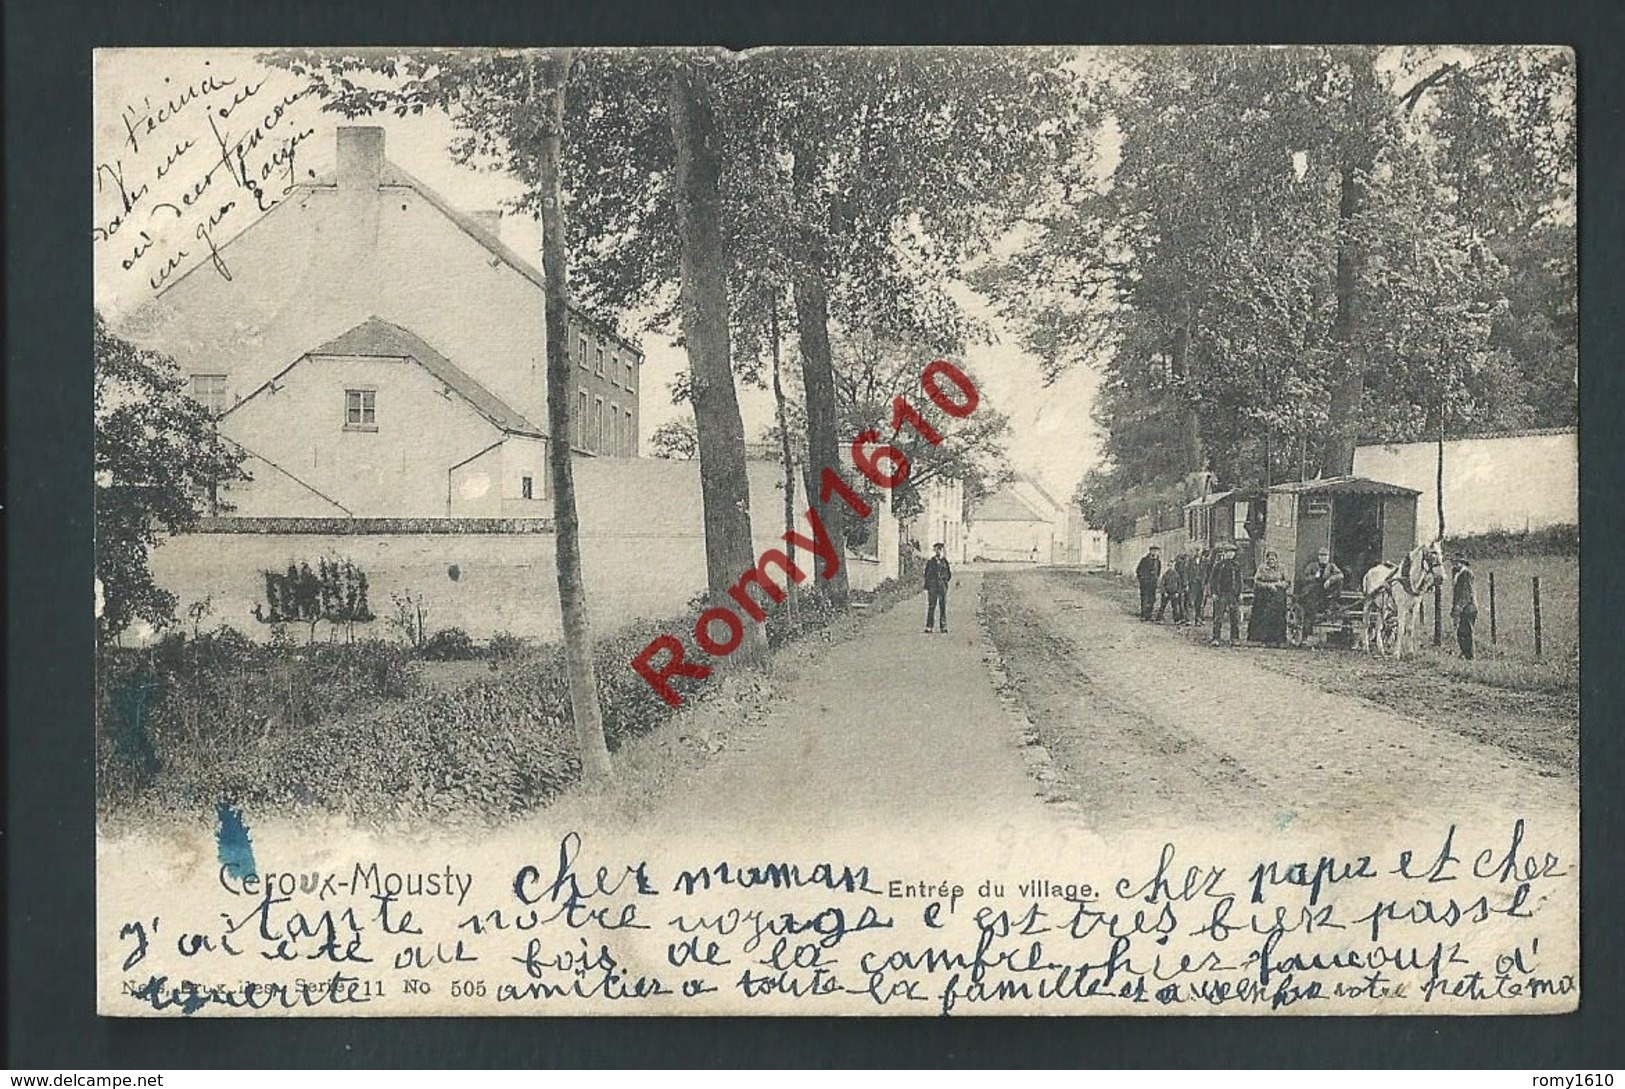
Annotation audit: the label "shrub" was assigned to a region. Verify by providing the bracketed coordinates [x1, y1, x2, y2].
[420, 627, 479, 661]
[486, 630, 529, 661]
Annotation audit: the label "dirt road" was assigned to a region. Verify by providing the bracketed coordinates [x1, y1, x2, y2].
[981, 568, 1578, 841]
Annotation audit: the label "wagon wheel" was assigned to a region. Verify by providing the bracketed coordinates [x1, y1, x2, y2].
[1285, 598, 1306, 647]
[1365, 588, 1399, 656]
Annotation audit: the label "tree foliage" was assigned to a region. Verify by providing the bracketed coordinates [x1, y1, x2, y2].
[95, 314, 247, 641]
[980, 46, 1574, 533]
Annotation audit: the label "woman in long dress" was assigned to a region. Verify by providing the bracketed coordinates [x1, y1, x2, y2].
[1248, 549, 1290, 645]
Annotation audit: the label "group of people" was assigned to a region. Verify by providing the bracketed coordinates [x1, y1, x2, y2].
[1133, 542, 1247, 644]
[1134, 539, 1482, 659]
[1135, 541, 1345, 647]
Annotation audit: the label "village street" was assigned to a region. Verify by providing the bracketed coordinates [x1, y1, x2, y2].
[597, 569, 1578, 852]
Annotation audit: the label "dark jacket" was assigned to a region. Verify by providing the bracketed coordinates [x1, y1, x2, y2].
[1451, 566, 1477, 616]
[1210, 555, 1242, 597]
[925, 555, 953, 591]
[1303, 560, 1345, 593]
[1136, 553, 1162, 585]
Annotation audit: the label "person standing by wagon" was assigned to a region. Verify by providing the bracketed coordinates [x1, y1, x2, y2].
[1157, 553, 1187, 623]
[1187, 546, 1210, 624]
[1209, 542, 1242, 646]
[924, 541, 953, 634]
[1135, 544, 1162, 621]
[1249, 549, 1291, 646]
[1450, 556, 1478, 660]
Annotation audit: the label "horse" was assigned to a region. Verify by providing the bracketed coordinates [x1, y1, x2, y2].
[1360, 540, 1445, 658]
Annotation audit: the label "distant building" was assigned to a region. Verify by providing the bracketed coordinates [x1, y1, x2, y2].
[968, 475, 1068, 563]
[1352, 428, 1577, 543]
[121, 125, 644, 519]
[1065, 505, 1108, 567]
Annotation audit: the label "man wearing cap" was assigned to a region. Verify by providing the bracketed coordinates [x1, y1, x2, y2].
[1450, 556, 1478, 660]
[1209, 541, 1243, 645]
[1135, 544, 1162, 621]
[1299, 546, 1345, 635]
[924, 541, 953, 634]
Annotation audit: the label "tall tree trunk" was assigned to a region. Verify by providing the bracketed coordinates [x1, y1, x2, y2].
[1436, 399, 1446, 540]
[770, 295, 798, 621]
[1170, 304, 1204, 475]
[1313, 64, 1378, 481]
[791, 151, 851, 608]
[669, 60, 768, 665]
[536, 52, 613, 784]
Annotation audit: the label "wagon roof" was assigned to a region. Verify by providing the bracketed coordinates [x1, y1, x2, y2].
[1268, 475, 1421, 498]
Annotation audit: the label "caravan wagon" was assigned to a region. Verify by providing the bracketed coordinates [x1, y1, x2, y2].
[1262, 476, 1423, 646]
[1184, 487, 1268, 582]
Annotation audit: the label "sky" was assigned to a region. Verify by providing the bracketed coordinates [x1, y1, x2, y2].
[93, 47, 1102, 502]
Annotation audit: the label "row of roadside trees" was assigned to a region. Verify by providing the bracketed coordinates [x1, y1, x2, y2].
[971, 47, 1575, 540]
[261, 46, 1092, 779]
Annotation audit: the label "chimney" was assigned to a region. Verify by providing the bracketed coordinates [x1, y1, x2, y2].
[336, 126, 385, 190]
[471, 210, 503, 237]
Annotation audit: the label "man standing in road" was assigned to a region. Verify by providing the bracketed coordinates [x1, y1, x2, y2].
[1209, 541, 1243, 646]
[924, 541, 953, 634]
[1451, 556, 1478, 660]
[1135, 544, 1162, 621]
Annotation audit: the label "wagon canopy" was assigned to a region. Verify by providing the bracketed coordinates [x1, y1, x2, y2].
[1267, 476, 1420, 498]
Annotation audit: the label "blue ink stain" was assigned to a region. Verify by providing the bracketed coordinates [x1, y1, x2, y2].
[111, 669, 162, 780]
[1275, 810, 1298, 831]
[216, 802, 257, 880]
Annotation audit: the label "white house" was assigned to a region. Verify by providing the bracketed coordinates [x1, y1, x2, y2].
[121, 125, 645, 520]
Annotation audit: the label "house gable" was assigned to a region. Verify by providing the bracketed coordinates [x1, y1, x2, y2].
[221, 327, 530, 519]
[118, 128, 644, 456]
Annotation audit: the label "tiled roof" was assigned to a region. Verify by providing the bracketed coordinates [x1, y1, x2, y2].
[973, 488, 1052, 523]
[230, 317, 544, 438]
[303, 161, 641, 358]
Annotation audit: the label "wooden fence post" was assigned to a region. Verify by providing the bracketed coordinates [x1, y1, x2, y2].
[1488, 571, 1497, 644]
[1533, 575, 1543, 657]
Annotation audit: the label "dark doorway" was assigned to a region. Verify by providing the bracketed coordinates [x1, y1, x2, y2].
[1333, 495, 1383, 585]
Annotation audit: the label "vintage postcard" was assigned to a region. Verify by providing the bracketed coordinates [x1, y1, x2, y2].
[93, 45, 1578, 1016]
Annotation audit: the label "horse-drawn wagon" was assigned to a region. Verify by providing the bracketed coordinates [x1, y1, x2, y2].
[1260, 476, 1423, 649]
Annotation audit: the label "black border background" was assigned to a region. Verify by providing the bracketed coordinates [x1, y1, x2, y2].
[6, 0, 1622, 1069]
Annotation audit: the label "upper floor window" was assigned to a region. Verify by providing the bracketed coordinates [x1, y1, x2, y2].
[577, 333, 589, 369]
[594, 345, 606, 377]
[624, 355, 635, 388]
[344, 389, 377, 429]
[190, 374, 230, 416]
[521, 475, 534, 500]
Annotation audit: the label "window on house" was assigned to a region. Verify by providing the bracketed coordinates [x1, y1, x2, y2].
[625, 408, 635, 455]
[190, 374, 230, 415]
[522, 475, 534, 500]
[593, 397, 604, 453]
[577, 333, 589, 369]
[576, 389, 588, 444]
[624, 355, 635, 387]
[595, 345, 606, 377]
[608, 403, 619, 455]
[344, 389, 376, 428]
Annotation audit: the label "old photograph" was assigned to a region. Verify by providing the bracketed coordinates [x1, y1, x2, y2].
[93, 45, 1577, 1016]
